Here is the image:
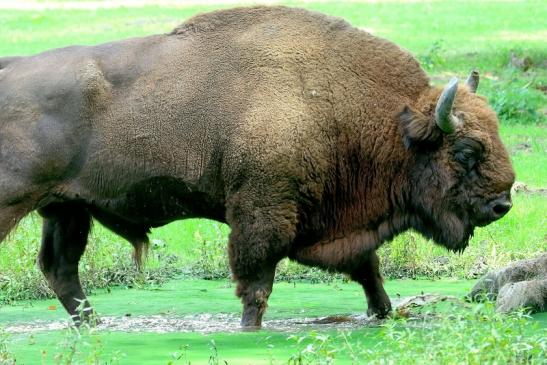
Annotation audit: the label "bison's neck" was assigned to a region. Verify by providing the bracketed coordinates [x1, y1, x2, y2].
[300, 113, 412, 246]
[291, 112, 418, 268]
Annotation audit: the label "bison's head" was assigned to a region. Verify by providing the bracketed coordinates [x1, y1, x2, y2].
[399, 71, 515, 252]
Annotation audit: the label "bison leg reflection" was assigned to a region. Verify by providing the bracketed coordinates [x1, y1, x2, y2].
[38, 203, 95, 324]
[349, 252, 392, 318]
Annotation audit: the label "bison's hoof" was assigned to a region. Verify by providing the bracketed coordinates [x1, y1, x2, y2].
[240, 324, 262, 332]
[71, 313, 101, 327]
[367, 304, 392, 319]
[240, 313, 263, 329]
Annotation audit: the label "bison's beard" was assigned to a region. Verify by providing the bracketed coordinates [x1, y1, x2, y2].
[412, 208, 474, 253]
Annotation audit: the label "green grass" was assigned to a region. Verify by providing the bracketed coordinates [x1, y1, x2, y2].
[500, 124, 547, 187]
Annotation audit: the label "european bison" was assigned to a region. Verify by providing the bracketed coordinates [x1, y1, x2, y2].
[0, 6, 514, 327]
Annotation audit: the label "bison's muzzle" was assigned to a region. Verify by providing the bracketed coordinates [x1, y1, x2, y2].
[474, 193, 513, 227]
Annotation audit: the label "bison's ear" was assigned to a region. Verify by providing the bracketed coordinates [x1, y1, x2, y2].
[399, 105, 443, 150]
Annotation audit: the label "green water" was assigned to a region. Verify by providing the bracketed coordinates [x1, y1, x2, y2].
[3, 278, 544, 364]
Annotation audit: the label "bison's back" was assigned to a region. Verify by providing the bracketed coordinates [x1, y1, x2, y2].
[69, 6, 428, 222]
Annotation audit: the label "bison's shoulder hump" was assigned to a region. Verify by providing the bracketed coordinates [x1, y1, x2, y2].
[169, 6, 351, 37]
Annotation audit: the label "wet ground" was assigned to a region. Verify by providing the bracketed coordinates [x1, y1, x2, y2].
[4, 313, 377, 334]
[4, 294, 458, 334]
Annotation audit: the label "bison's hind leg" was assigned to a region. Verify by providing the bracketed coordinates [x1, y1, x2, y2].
[38, 202, 96, 325]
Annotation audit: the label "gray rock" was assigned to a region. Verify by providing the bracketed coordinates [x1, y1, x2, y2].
[468, 253, 547, 313]
[496, 279, 547, 313]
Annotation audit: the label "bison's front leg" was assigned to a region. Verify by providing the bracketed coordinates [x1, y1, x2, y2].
[350, 251, 392, 318]
[38, 202, 96, 325]
[235, 266, 277, 329]
[226, 196, 297, 328]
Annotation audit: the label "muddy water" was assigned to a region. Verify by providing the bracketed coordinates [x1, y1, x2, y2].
[4, 294, 458, 334]
[4, 313, 384, 334]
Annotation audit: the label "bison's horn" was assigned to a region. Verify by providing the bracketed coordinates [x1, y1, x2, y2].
[466, 70, 479, 93]
[435, 77, 459, 134]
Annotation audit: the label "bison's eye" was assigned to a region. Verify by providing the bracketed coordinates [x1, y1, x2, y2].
[453, 138, 484, 172]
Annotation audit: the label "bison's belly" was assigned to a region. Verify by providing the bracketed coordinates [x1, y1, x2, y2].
[89, 176, 226, 227]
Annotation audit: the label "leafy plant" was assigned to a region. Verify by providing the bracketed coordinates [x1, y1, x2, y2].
[189, 227, 231, 280]
[488, 75, 544, 125]
[287, 332, 338, 365]
[284, 302, 546, 365]
[47, 322, 125, 365]
[0, 328, 16, 365]
[419, 40, 446, 70]
[359, 302, 546, 364]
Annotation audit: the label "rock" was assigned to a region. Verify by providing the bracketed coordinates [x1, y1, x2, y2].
[509, 52, 533, 71]
[511, 181, 547, 196]
[511, 181, 530, 194]
[496, 279, 547, 313]
[468, 253, 547, 313]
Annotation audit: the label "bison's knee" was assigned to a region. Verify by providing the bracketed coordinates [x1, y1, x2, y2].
[225, 195, 298, 327]
[226, 197, 298, 279]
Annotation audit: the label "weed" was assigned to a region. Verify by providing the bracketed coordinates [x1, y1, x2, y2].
[189, 228, 230, 280]
[359, 302, 547, 364]
[287, 332, 338, 365]
[284, 302, 546, 365]
[168, 344, 191, 365]
[419, 40, 446, 70]
[489, 73, 545, 125]
[207, 340, 227, 365]
[0, 328, 16, 365]
[38, 322, 124, 365]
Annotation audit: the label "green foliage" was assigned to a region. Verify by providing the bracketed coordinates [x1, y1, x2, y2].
[0, 328, 16, 365]
[488, 73, 545, 125]
[361, 305, 546, 364]
[276, 260, 344, 284]
[284, 303, 546, 365]
[499, 124, 547, 187]
[188, 226, 230, 280]
[419, 40, 446, 70]
[287, 332, 338, 365]
[44, 324, 125, 365]
[0, 216, 183, 304]
[168, 344, 191, 365]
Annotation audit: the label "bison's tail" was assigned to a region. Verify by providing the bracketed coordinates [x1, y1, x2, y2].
[130, 238, 149, 270]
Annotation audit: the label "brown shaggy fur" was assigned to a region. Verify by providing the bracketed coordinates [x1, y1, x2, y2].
[0, 6, 514, 326]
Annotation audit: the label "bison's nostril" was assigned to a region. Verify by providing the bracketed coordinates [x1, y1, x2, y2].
[492, 201, 512, 216]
